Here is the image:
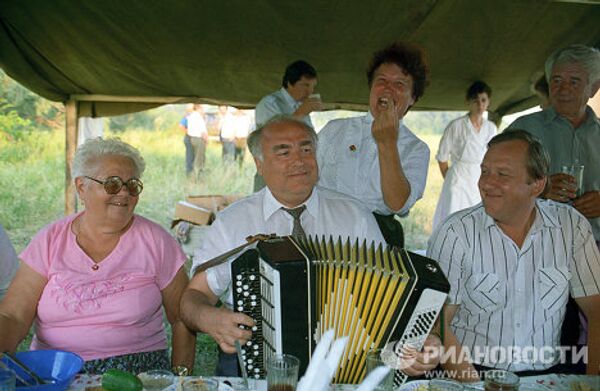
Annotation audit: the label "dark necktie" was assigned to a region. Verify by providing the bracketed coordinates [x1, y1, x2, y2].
[282, 205, 307, 238]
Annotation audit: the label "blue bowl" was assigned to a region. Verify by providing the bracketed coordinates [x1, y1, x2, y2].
[1, 350, 83, 390]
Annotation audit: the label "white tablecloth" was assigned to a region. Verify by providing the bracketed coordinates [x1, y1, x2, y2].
[68, 375, 266, 390]
[67, 374, 599, 391]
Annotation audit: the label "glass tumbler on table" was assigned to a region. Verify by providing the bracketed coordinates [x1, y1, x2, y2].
[137, 369, 175, 391]
[266, 354, 300, 391]
[365, 349, 395, 391]
[484, 369, 519, 391]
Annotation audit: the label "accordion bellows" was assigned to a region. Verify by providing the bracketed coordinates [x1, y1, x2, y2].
[231, 236, 450, 386]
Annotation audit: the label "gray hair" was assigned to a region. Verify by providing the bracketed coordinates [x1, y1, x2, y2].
[545, 44, 600, 86]
[247, 115, 318, 161]
[490, 130, 549, 192]
[72, 137, 146, 180]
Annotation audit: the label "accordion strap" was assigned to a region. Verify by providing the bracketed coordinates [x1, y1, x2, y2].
[194, 233, 276, 274]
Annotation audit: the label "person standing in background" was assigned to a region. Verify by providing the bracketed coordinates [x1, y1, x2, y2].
[317, 42, 430, 248]
[186, 104, 209, 177]
[254, 60, 322, 190]
[431, 81, 497, 230]
[219, 107, 236, 162]
[178, 104, 195, 176]
[233, 109, 253, 167]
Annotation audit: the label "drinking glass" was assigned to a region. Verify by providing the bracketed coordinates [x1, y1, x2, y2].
[483, 369, 519, 391]
[561, 164, 584, 197]
[137, 369, 174, 391]
[266, 354, 300, 391]
[365, 349, 395, 391]
[309, 93, 322, 102]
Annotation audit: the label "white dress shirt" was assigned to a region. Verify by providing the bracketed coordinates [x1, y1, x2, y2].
[186, 111, 208, 138]
[191, 186, 385, 307]
[255, 87, 313, 127]
[317, 113, 430, 215]
[427, 200, 600, 371]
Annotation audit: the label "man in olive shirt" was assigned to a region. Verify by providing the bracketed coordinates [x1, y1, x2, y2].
[508, 44, 600, 367]
[509, 44, 600, 246]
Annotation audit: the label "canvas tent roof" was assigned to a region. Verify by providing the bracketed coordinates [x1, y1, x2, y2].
[1, 1, 600, 119]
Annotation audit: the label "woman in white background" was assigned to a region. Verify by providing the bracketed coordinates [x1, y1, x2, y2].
[432, 81, 497, 230]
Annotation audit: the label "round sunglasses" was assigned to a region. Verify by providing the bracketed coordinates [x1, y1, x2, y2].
[85, 176, 144, 196]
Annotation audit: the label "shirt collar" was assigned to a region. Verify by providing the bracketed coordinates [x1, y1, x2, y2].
[542, 105, 600, 127]
[280, 87, 300, 108]
[262, 186, 319, 220]
[483, 199, 560, 232]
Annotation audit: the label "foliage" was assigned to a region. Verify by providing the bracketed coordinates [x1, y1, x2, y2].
[0, 99, 31, 141]
[109, 105, 186, 133]
[0, 70, 64, 129]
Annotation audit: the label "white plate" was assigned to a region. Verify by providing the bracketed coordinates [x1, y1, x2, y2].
[398, 380, 429, 391]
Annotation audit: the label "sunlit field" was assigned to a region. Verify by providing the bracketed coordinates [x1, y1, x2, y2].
[1, 122, 444, 374]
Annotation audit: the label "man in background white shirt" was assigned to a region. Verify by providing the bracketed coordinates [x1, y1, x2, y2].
[253, 60, 322, 190]
[186, 104, 209, 176]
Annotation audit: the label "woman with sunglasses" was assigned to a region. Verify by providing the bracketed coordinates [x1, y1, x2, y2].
[0, 138, 195, 375]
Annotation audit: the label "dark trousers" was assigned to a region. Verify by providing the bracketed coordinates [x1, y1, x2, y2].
[216, 349, 240, 377]
[373, 213, 404, 248]
[183, 135, 194, 175]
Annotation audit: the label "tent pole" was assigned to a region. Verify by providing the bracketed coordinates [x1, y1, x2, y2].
[65, 99, 78, 215]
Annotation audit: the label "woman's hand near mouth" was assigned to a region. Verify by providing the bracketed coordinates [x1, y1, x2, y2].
[372, 96, 399, 145]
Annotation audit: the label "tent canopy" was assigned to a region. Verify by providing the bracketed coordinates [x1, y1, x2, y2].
[1, 0, 599, 118]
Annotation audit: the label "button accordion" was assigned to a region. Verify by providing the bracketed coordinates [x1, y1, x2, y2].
[231, 236, 450, 386]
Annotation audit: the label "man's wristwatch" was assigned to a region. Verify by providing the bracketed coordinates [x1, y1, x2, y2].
[172, 365, 190, 376]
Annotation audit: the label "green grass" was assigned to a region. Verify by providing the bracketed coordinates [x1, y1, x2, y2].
[1, 125, 443, 375]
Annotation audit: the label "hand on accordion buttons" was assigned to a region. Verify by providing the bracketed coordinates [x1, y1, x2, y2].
[398, 334, 442, 376]
[207, 307, 255, 354]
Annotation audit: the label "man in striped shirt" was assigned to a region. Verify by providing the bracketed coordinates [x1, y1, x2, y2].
[427, 130, 600, 380]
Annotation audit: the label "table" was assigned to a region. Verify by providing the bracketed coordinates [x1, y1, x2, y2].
[67, 374, 599, 391]
[68, 375, 267, 391]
